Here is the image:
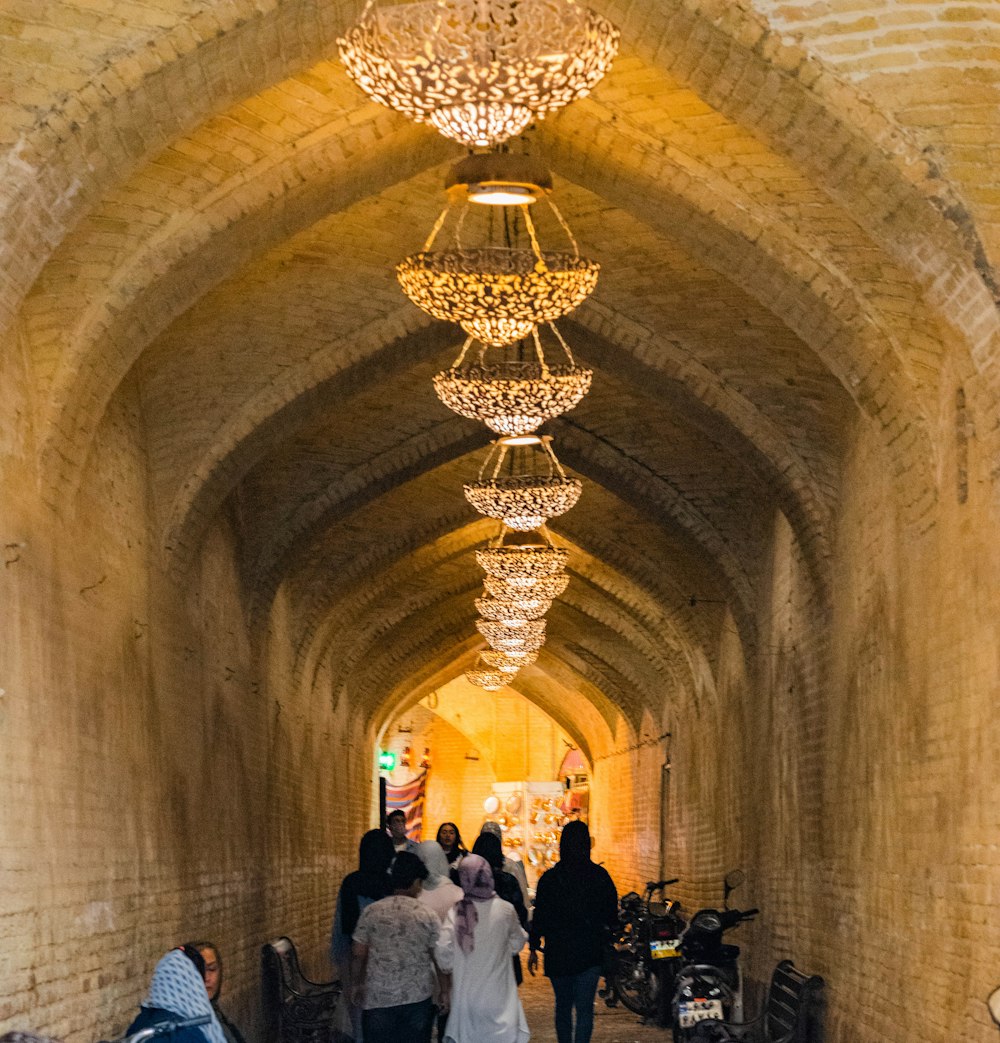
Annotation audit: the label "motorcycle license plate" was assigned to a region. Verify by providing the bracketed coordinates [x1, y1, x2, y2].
[649, 939, 680, 959]
[678, 999, 724, 1027]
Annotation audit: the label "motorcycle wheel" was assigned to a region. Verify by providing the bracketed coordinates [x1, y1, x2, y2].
[611, 952, 658, 1016]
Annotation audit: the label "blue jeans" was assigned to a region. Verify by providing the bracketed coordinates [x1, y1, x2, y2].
[550, 965, 602, 1043]
[362, 997, 434, 1043]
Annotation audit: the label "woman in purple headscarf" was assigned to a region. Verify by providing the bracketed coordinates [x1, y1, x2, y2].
[434, 854, 529, 1043]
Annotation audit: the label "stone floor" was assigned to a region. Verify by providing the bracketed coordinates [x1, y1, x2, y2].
[519, 972, 667, 1042]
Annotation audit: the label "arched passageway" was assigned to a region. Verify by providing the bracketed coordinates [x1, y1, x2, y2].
[1, 3, 999, 1043]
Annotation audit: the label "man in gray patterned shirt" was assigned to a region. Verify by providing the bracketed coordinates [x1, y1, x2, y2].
[351, 851, 444, 1043]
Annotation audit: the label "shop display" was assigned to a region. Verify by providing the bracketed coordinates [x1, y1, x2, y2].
[481, 780, 574, 885]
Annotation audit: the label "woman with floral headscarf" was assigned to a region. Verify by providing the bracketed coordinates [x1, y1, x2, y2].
[126, 948, 227, 1043]
[435, 854, 528, 1043]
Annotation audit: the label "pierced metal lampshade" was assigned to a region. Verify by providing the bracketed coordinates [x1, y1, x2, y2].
[466, 474, 582, 530]
[397, 248, 599, 346]
[476, 595, 551, 622]
[338, 0, 620, 149]
[484, 573, 568, 599]
[465, 436, 582, 530]
[466, 662, 509, 690]
[476, 544, 568, 582]
[481, 648, 538, 672]
[434, 361, 592, 435]
[433, 325, 593, 435]
[477, 617, 546, 650]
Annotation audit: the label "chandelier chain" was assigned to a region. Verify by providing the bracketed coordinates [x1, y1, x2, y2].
[422, 204, 451, 252]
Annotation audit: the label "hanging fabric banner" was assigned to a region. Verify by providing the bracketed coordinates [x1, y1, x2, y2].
[385, 770, 428, 841]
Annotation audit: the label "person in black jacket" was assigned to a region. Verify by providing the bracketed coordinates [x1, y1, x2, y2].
[330, 829, 396, 1040]
[527, 821, 618, 1043]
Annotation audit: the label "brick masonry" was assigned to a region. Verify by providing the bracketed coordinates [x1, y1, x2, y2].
[1, 2, 999, 1043]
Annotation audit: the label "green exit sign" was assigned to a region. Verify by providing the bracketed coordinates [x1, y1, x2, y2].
[378, 750, 396, 771]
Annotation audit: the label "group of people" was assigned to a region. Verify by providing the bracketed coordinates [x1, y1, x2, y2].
[332, 811, 618, 1043]
[113, 812, 616, 1043]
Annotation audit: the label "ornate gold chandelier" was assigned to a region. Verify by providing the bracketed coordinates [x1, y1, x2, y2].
[477, 617, 546, 649]
[433, 324, 592, 436]
[484, 572, 568, 599]
[476, 594, 551, 622]
[398, 248, 598, 346]
[338, 0, 619, 149]
[476, 533, 568, 584]
[466, 656, 509, 690]
[397, 220, 598, 347]
[465, 435, 582, 530]
[481, 648, 538, 671]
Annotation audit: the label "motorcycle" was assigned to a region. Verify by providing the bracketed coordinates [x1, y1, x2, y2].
[671, 871, 758, 1042]
[604, 877, 686, 1020]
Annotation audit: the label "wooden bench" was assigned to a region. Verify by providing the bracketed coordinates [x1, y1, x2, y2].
[261, 936, 341, 1043]
[725, 960, 825, 1043]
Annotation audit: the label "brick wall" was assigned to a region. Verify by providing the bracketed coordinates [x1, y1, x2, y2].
[0, 374, 364, 1040]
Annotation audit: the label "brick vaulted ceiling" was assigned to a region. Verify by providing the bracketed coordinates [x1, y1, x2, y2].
[4, 1, 999, 754]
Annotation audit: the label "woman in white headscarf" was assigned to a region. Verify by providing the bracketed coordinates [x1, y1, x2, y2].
[435, 854, 529, 1043]
[416, 840, 464, 923]
[126, 948, 227, 1043]
[480, 821, 529, 910]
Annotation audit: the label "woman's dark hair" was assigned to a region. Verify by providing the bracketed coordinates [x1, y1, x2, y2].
[359, 828, 395, 874]
[472, 832, 504, 873]
[177, 944, 206, 979]
[559, 819, 592, 864]
[390, 851, 429, 891]
[435, 822, 466, 861]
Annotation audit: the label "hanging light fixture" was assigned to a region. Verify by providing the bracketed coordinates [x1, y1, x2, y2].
[476, 529, 568, 584]
[477, 617, 546, 650]
[397, 172, 599, 347]
[476, 595, 551, 622]
[465, 435, 581, 530]
[338, 0, 619, 149]
[466, 657, 509, 690]
[481, 648, 538, 671]
[484, 572, 568, 599]
[433, 324, 592, 436]
[397, 248, 598, 347]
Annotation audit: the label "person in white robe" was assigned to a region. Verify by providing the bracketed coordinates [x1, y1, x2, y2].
[435, 853, 529, 1043]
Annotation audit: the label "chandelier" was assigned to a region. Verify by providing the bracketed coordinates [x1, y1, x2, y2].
[476, 539, 568, 583]
[484, 572, 568, 599]
[477, 617, 546, 649]
[476, 595, 551, 622]
[465, 435, 581, 530]
[433, 325, 592, 436]
[466, 658, 509, 690]
[481, 648, 538, 671]
[397, 171, 599, 347]
[397, 248, 598, 347]
[338, 0, 619, 149]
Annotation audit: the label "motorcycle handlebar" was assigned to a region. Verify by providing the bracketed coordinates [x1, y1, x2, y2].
[99, 1015, 212, 1043]
[645, 878, 679, 891]
[740, 908, 760, 919]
